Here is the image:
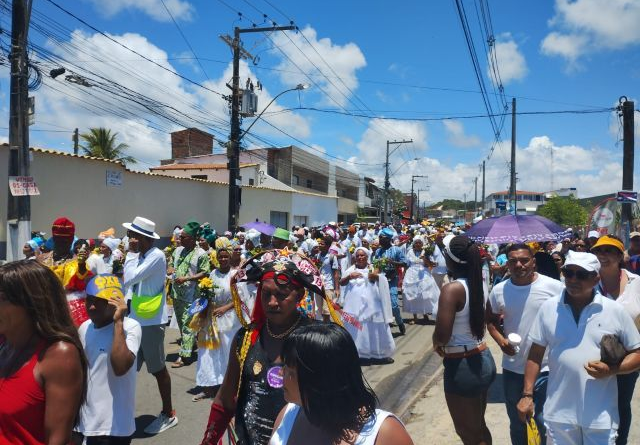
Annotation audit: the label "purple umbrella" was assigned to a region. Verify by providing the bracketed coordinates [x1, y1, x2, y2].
[240, 221, 276, 236]
[464, 215, 572, 244]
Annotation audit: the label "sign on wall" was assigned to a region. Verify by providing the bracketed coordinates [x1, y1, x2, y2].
[9, 176, 40, 196]
[106, 170, 123, 187]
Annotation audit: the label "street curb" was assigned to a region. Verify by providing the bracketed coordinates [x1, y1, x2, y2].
[396, 350, 444, 423]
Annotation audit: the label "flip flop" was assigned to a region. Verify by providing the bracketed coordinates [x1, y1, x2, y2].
[192, 392, 210, 402]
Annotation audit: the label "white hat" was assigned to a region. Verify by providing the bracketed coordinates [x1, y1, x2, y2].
[122, 216, 160, 240]
[102, 237, 121, 252]
[564, 251, 601, 274]
[587, 230, 600, 239]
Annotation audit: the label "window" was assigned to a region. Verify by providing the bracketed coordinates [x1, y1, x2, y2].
[306, 179, 313, 188]
[270, 211, 288, 228]
[293, 174, 299, 185]
[248, 178, 255, 186]
[191, 174, 207, 180]
[293, 215, 308, 227]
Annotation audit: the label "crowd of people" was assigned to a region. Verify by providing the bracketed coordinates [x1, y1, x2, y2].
[2, 214, 640, 445]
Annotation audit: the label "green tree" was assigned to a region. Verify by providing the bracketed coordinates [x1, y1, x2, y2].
[80, 128, 136, 166]
[536, 195, 588, 227]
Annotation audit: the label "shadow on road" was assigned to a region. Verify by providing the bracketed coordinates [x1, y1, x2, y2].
[132, 415, 156, 439]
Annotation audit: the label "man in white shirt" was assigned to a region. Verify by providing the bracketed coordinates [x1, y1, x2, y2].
[518, 252, 640, 444]
[122, 216, 178, 435]
[487, 243, 564, 444]
[75, 274, 141, 445]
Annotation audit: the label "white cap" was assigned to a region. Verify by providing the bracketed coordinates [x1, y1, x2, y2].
[564, 251, 601, 274]
[587, 230, 600, 239]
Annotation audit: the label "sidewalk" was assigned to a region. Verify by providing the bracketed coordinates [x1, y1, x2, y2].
[405, 340, 640, 444]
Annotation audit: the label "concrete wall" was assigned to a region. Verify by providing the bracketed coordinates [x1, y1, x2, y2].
[0, 146, 336, 260]
[292, 192, 338, 228]
[23, 149, 228, 241]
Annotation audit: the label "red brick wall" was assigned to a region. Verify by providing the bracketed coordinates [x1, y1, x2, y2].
[171, 128, 213, 159]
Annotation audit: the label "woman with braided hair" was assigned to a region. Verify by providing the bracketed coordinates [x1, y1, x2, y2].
[433, 235, 496, 445]
[200, 249, 342, 445]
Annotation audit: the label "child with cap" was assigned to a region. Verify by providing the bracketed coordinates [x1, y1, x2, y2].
[74, 275, 142, 445]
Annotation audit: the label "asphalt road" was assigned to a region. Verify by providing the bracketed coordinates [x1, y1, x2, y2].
[131, 310, 436, 444]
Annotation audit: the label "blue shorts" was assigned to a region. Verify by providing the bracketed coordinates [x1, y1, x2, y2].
[443, 348, 496, 397]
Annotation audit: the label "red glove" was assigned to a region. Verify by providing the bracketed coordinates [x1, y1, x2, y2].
[201, 403, 234, 445]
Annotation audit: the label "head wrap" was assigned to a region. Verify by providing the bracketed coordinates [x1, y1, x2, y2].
[353, 246, 371, 258]
[201, 225, 217, 245]
[52, 217, 75, 238]
[348, 225, 357, 235]
[323, 226, 338, 241]
[412, 235, 424, 245]
[224, 231, 233, 238]
[245, 229, 261, 247]
[236, 231, 246, 237]
[183, 220, 201, 238]
[102, 237, 121, 252]
[215, 236, 232, 252]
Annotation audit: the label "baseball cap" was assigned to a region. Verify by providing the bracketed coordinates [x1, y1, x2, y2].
[630, 232, 640, 239]
[564, 251, 601, 274]
[587, 230, 601, 239]
[86, 275, 124, 301]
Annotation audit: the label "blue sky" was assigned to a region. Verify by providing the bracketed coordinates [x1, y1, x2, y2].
[1, 0, 638, 203]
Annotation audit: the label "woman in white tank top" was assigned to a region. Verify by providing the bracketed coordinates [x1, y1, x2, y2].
[433, 235, 496, 445]
[270, 324, 413, 445]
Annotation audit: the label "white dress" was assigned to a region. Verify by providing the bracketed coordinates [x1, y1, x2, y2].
[195, 268, 241, 387]
[341, 265, 395, 359]
[402, 248, 439, 316]
[269, 403, 399, 445]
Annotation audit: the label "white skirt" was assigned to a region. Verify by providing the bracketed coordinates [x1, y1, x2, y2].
[402, 266, 440, 315]
[345, 316, 395, 359]
[196, 320, 240, 387]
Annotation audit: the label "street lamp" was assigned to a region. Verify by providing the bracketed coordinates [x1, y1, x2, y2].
[239, 83, 309, 142]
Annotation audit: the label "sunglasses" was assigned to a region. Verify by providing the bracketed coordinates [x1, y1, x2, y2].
[562, 268, 595, 280]
[574, 244, 586, 248]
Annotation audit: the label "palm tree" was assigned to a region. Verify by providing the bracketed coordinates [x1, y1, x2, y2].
[80, 128, 136, 166]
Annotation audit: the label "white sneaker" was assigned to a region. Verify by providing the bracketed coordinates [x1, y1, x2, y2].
[144, 412, 179, 434]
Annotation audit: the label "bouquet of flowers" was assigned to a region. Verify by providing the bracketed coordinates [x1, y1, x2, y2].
[372, 257, 389, 273]
[422, 242, 435, 257]
[348, 244, 356, 254]
[111, 249, 124, 275]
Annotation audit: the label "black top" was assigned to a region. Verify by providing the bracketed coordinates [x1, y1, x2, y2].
[233, 318, 313, 445]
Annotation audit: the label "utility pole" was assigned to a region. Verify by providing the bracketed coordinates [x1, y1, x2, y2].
[382, 139, 413, 224]
[225, 24, 295, 231]
[474, 177, 478, 216]
[481, 160, 486, 217]
[509, 97, 517, 216]
[73, 128, 79, 155]
[410, 175, 427, 223]
[463, 193, 467, 224]
[620, 96, 635, 235]
[7, 0, 32, 262]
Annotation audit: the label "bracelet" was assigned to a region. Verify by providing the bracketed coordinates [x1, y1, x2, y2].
[521, 393, 533, 398]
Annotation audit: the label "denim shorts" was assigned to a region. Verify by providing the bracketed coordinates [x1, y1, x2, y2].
[443, 348, 496, 397]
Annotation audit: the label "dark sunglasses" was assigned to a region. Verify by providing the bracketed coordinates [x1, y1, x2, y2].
[562, 268, 595, 280]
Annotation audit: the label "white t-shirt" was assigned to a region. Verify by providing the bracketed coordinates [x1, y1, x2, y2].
[77, 317, 142, 437]
[601, 269, 640, 328]
[529, 291, 640, 429]
[489, 274, 564, 373]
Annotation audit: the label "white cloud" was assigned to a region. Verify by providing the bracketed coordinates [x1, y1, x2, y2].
[348, 128, 621, 205]
[443, 120, 481, 148]
[355, 119, 428, 166]
[270, 26, 366, 108]
[488, 34, 528, 84]
[541, 0, 640, 65]
[87, 0, 194, 22]
[31, 30, 310, 168]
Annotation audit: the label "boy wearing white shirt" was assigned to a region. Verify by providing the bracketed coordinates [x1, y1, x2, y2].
[75, 275, 141, 445]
